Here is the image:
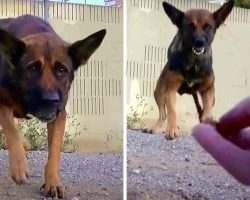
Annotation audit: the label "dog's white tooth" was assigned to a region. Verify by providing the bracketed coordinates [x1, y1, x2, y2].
[192, 47, 205, 55]
[26, 113, 34, 118]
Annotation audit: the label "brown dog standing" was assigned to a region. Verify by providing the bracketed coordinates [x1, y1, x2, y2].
[0, 15, 106, 198]
[144, 1, 234, 139]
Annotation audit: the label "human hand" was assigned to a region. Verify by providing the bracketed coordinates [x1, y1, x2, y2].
[193, 97, 250, 185]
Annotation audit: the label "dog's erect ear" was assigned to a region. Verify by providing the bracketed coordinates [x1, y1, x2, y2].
[0, 28, 26, 64]
[213, 0, 234, 28]
[162, 2, 184, 28]
[68, 29, 106, 70]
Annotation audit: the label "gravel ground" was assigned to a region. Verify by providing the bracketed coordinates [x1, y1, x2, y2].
[127, 129, 250, 200]
[0, 151, 122, 200]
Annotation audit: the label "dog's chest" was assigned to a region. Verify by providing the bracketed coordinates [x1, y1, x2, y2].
[178, 63, 206, 95]
[184, 64, 203, 85]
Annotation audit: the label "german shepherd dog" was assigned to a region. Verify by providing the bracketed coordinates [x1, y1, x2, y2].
[0, 15, 106, 198]
[144, 1, 234, 139]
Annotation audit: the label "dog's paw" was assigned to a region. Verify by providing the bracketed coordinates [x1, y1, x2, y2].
[41, 179, 66, 199]
[142, 128, 157, 134]
[9, 146, 29, 184]
[165, 126, 179, 140]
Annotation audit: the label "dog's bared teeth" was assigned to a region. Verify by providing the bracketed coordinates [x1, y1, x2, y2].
[192, 47, 205, 55]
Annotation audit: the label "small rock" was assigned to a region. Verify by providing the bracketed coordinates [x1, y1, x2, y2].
[185, 157, 190, 162]
[77, 192, 81, 196]
[158, 181, 163, 186]
[224, 183, 230, 187]
[104, 192, 109, 196]
[71, 198, 80, 200]
[177, 179, 182, 184]
[132, 169, 141, 174]
[6, 191, 16, 196]
[227, 185, 234, 189]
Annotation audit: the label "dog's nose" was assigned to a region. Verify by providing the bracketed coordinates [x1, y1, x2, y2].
[41, 91, 60, 105]
[194, 38, 205, 48]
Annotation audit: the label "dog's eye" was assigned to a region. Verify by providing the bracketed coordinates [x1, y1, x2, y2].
[26, 61, 41, 76]
[203, 23, 211, 30]
[55, 62, 68, 78]
[188, 22, 195, 30]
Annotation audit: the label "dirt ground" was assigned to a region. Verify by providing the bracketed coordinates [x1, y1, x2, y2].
[127, 129, 250, 200]
[0, 151, 122, 200]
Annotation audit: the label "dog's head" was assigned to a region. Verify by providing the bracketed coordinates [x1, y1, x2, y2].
[0, 29, 106, 122]
[163, 0, 234, 56]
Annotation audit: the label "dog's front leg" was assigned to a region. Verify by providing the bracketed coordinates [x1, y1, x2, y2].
[199, 77, 215, 123]
[165, 89, 179, 140]
[43, 110, 66, 198]
[165, 70, 183, 140]
[0, 106, 29, 183]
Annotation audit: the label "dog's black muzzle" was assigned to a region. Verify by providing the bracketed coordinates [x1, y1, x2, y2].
[192, 37, 206, 55]
[26, 89, 62, 122]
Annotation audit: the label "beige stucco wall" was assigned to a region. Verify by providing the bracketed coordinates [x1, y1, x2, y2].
[127, 0, 250, 134]
[0, 0, 123, 153]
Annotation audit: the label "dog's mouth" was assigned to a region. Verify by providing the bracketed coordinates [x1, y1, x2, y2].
[36, 111, 58, 123]
[26, 112, 57, 123]
[192, 47, 205, 55]
[27, 108, 60, 123]
[25, 91, 62, 123]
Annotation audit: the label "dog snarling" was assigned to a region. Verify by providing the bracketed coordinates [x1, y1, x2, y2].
[144, 1, 234, 139]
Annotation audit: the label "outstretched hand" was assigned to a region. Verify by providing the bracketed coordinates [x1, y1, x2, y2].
[193, 97, 250, 185]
